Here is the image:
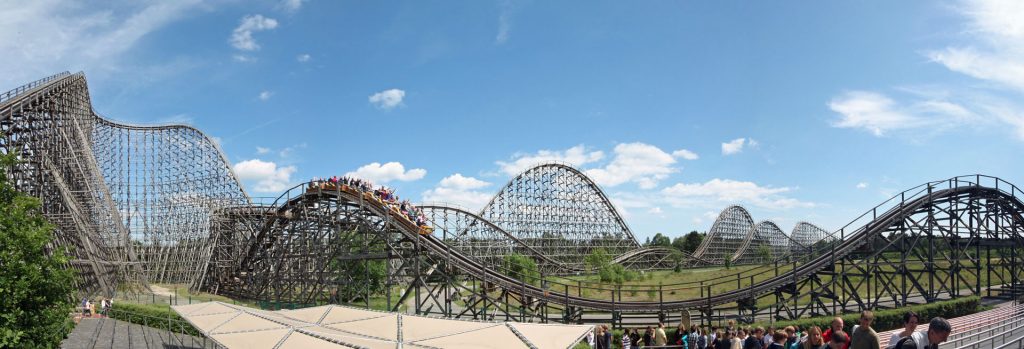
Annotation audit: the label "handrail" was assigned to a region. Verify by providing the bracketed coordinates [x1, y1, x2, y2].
[0, 71, 70, 105]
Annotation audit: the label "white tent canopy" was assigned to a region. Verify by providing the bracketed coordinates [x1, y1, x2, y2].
[172, 302, 593, 349]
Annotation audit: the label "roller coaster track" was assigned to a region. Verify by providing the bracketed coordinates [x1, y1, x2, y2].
[215, 175, 1024, 322]
[6, 72, 1024, 323]
[0, 72, 248, 296]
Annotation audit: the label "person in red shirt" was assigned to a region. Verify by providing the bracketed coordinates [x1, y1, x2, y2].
[822, 317, 849, 349]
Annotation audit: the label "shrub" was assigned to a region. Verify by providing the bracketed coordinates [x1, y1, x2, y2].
[752, 296, 980, 332]
[107, 303, 202, 336]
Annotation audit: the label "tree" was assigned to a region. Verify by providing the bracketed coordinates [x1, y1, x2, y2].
[585, 248, 612, 270]
[330, 229, 387, 303]
[683, 231, 704, 253]
[503, 253, 540, 286]
[650, 233, 671, 247]
[0, 153, 75, 348]
[585, 249, 636, 284]
[756, 244, 773, 264]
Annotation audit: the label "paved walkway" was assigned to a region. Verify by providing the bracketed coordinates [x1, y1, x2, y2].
[61, 317, 217, 349]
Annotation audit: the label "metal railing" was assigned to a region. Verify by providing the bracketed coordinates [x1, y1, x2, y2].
[69, 308, 221, 349]
[955, 318, 1024, 349]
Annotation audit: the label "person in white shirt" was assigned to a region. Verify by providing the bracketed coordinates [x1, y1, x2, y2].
[892, 317, 951, 349]
[887, 311, 921, 349]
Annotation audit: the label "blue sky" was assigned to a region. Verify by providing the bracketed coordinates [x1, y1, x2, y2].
[2, 0, 1023, 241]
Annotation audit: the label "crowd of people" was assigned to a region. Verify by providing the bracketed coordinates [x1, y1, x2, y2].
[309, 176, 430, 229]
[582, 312, 951, 349]
[79, 297, 112, 318]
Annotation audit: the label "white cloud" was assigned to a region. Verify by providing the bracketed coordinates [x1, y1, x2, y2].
[233, 159, 297, 193]
[496, 145, 604, 176]
[661, 178, 814, 209]
[927, 0, 1024, 93]
[345, 162, 426, 183]
[0, 0, 207, 90]
[230, 14, 278, 51]
[281, 0, 307, 12]
[584, 142, 679, 189]
[297, 53, 311, 62]
[422, 174, 493, 210]
[721, 138, 747, 155]
[829, 90, 978, 137]
[648, 207, 663, 214]
[856, 182, 869, 189]
[368, 89, 406, 110]
[829, 91, 927, 136]
[259, 91, 273, 101]
[672, 149, 699, 160]
[256, 147, 270, 155]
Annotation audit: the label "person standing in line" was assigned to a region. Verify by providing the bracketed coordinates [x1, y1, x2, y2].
[598, 323, 606, 347]
[587, 326, 596, 348]
[689, 325, 701, 349]
[730, 331, 742, 349]
[715, 331, 732, 349]
[643, 326, 655, 347]
[849, 311, 880, 349]
[802, 327, 828, 349]
[622, 327, 638, 345]
[595, 325, 609, 349]
[828, 331, 849, 349]
[655, 322, 669, 346]
[696, 327, 709, 349]
[764, 326, 777, 349]
[895, 317, 952, 349]
[623, 329, 633, 349]
[785, 326, 798, 349]
[743, 327, 763, 349]
[675, 324, 689, 347]
[822, 318, 846, 349]
[887, 312, 921, 349]
[768, 331, 788, 349]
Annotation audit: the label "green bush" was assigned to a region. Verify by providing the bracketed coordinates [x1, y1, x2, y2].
[107, 302, 202, 336]
[753, 296, 980, 332]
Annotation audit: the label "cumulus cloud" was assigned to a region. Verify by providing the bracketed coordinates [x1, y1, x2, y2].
[233, 159, 297, 193]
[368, 89, 406, 110]
[661, 178, 814, 209]
[584, 142, 679, 189]
[856, 182, 869, 189]
[258, 91, 273, 101]
[345, 162, 426, 183]
[230, 14, 278, 51]
[256, 146, 270, 155]
[297, 53, 311, 62]
[496, 145, 604, 176]
[672, 149, 699, 160]
[721, 138, 747, 155]
[421, 173, 493, 210]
